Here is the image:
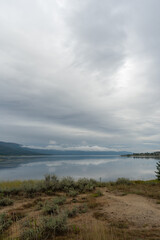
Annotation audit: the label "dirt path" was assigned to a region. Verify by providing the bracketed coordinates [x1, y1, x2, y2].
[98, 189, 160, 228]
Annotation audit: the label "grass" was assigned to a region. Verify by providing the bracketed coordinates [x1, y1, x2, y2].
[106, 178, 160, 200]
[92, 189, 103, 197]
[78, 220, 126, 240]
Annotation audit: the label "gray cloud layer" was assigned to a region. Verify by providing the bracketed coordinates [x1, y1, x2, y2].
[0, 0, 160, 152]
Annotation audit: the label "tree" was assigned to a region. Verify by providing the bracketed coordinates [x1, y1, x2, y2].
[155, 160, 160, 180]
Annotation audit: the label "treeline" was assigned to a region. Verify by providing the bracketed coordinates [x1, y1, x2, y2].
[122, 151, 160, 158]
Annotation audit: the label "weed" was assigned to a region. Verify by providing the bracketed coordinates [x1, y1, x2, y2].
[72, 224, 80, 234]
[92, 189, 103, 197]
[20, 227, 43, 240]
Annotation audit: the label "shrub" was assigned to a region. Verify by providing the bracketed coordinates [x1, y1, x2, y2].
[53, 196, 66, 205]
[44, 174, 60, 192]
[35, 201, 44, 210]
[0, 213, 12, 234]
[76, 178, 97, 193]
[0, 198, 14, 206]
[78, 204, 88, 214]
[116, 178, 132, 185]
[0, 176, 97, 197]
[43, 201, 59, 216]
[20, 228, 43, 240]
[66, 207, 78, 218]
[59, 177, 75, 192]
[41, 214, 68, 236]
[67, 190, 78, 197]
[20, 214, 68, 240]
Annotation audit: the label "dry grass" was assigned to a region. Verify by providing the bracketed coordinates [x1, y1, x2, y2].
[106, 179, 160, 200]
[77, 220, 127, 240]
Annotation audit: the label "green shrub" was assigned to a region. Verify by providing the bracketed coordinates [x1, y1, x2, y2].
[76, 178, 97, 193]
[41, 214, 68, 235]
[0, 176, 97, 197]
[67, 190, 78, 197]
[0, 198, 14, 206]
[35, 201, 44, 210]
[43, 201, 59, 216]
[59, 177, 75, 192]
[66, 207, 78, 218]
[20, 214, 68, 240]
[20, 228, 43, 240]
[53, 196, 66, 205]
[116, 178, 132, 185]
[0, 213, 12, 234]
[44, 174, 60, 192]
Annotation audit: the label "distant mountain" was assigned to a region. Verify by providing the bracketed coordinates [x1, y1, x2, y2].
[0, 141, 41, 156]
[0, 141, 132, 156]
[31, 148, 132, 156]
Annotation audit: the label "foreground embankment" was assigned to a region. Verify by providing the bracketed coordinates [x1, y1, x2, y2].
[0, 176, 160, 240]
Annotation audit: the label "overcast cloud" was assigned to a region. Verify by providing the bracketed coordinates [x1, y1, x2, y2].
[0, 0, 160, 152]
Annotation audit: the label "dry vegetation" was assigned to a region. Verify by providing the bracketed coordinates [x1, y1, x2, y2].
[0, 176, 160, 239]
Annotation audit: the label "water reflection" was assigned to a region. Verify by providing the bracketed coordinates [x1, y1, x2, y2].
[0, 155, 157, 181]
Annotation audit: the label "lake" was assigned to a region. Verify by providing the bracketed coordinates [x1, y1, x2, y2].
[0, 155, 158, 181]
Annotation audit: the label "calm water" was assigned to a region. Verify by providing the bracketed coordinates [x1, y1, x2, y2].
[0, 155, 158, 181]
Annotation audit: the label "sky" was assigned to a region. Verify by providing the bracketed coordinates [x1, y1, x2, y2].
[0, 0, 160, 152]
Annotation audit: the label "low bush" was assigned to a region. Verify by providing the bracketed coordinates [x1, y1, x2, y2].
[0, 176, 98, 197]
[78, 204, 88, 214]
[66, 207, 78, 218]
[67, 190, 78, 197]
[76, 178, 97, 193]
[41, 214, 68, 235]
[59, 177, 75, 192]
[35, 201, 44, 210]
[0, 212, 12, 234]
[43, 201, 59, 216]
[116, 178, 132, 185]
[20, 214, 68, 240]
[0, 197, 14, 206]
[53, 196, 66, 205]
